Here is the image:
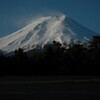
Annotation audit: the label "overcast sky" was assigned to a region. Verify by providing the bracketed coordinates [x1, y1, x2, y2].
[0, 0, 100, 37]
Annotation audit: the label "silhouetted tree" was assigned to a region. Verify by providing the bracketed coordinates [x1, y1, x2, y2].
[0, 50, 4, 57]
[0, 35, 100, 76]
[91, 36, 100, 49]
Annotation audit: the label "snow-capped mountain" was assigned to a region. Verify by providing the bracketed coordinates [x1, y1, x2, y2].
[0, 14, 97, 52]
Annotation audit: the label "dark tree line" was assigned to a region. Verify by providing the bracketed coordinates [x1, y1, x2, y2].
[0, 36, 100, 76]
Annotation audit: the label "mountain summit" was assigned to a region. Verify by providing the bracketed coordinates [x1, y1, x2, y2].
[0, 14, 97, 52]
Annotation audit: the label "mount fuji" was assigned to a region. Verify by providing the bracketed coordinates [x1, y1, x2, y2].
[0, 14, 97, 53]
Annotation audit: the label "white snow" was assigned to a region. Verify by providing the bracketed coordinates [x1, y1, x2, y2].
[0, 14, 97, 52]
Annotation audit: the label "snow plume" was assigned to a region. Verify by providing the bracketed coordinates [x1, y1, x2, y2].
[14, 10, 65, 28]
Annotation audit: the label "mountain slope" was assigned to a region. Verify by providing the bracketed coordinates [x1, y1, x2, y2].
[0, 14, 97, 52]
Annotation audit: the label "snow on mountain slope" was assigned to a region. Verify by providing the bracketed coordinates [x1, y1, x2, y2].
[0, 14, 97, 52]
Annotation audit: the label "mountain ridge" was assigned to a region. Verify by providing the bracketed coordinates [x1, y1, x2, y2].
[0, 14, 97, 52]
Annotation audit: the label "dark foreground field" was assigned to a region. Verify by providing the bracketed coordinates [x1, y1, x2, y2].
[0, 76, 100, 100]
